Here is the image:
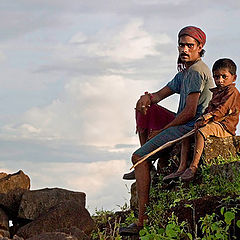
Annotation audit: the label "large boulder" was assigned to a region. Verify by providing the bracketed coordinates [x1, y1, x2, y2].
[0, 188, 28, 219]
[25, 232, 78, 240]
[56, 227, 91, 240]
[16, 200, 95, 239]
[18, 188, 86, 220]
[0, 208, 9, 238]
[25, 227, 91, 240]
[204, 136, 240, 162]
[0, 171, 30, 194]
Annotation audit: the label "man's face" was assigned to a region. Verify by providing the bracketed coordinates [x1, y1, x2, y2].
[178, 35, 203, 64]
[213, 68, 236, 88]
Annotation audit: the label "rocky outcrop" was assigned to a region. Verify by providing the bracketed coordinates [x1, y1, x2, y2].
[26, 227, 91, 240]
[0, 208, 10, 238]
[0, 170, 95, 240]
[26, 232, 78, 240]
[0, 171, 30, 194]
[16, 200, 95, 239]
[0, 189, 27, 219]
[204, 136, 240, 162]
[18, 188, 86, 220]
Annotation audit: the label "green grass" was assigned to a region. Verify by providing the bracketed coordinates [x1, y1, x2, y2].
[92, 156, 240, 239]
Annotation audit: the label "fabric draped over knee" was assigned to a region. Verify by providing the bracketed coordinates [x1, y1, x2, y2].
[136, 104, 175, 135]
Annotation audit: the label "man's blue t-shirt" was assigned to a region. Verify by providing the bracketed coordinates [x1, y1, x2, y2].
[167, 59, 214, 127]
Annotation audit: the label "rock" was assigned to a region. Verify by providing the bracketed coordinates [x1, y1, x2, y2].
[25, 232, 78, 240]
[18, 188, 86, 220]
[56, 227, 91, 240]
[16, 200, 95, 239]
[0, 208, 9, 238]
[204, 136, 240, 163]
[0, 174, 7, 180]
[209, 161, 240, 181]
[130, 182, 138, 216]
[0, 188, 28, 219]
[13, 236, 24, 240]
[0, 171, 30, 194]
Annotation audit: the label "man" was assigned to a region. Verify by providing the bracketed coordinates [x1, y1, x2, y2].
[120, 26, 214, 236]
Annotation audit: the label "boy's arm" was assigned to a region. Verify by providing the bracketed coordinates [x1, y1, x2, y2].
[209, 89, 238, 122]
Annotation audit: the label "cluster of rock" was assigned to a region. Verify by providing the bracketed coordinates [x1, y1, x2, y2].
[0, 171, 95, 240]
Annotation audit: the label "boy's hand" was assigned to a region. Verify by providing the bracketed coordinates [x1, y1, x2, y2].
[194, 120, 206, 130]
[136, 94, 151, 115]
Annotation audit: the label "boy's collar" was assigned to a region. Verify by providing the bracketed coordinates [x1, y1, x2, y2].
[210, 83, 236, 92]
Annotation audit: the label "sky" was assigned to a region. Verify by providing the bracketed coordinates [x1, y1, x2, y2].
[0, 0, 240, 214]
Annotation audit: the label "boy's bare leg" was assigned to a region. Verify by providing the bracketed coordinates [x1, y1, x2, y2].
[132, 154, 150, 226]
[189, 131, 205, 169]
[177, 137, 191, 172]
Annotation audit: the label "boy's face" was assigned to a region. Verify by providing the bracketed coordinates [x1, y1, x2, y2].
[213, 68, 236, 88]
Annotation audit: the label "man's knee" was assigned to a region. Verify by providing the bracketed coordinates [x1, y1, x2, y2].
[132, 154, 141, 165]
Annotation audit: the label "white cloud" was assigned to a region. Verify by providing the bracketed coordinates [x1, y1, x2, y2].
[78, 19, 171, 62]
[1, 74, 148, 147]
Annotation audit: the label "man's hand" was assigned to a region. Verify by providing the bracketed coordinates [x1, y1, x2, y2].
[136, 94, 151, 115]
[194, 119, 208, 130]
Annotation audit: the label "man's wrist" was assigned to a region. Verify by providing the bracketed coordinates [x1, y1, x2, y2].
[144, 91, 153, 103]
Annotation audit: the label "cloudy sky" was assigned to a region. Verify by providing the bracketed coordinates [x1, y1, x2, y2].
[0, 0, 240, 214]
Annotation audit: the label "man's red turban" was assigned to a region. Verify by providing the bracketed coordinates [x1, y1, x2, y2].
[178, 26, 206, 46]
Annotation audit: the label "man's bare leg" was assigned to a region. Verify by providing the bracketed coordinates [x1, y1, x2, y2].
[132, 154, 150, 226]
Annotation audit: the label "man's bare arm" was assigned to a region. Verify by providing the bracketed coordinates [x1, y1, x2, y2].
[151, 86, 175, 104]
[136, 86, 174, 114]
[161, 92, 200, 130]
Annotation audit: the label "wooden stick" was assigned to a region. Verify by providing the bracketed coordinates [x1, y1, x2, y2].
[130, 129, 195, 170]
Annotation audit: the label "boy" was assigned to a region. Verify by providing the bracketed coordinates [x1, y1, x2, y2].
[163, 58, 240, 182]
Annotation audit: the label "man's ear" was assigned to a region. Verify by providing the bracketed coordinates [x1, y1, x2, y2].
[198, 44, 203, 53]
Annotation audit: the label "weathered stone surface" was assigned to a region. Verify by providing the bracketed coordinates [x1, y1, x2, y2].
[0, 208, 9, 238]
[204, 136, 240, 162]
[209, 161, 240, 181]
[13, 236, 24, 240]
[57, 227, 91, 240]
[0, 174, 7, 180]
[26, 232, 78, 240]
[0, 188, 27, 219]
[0, 171, 30, 194]
[16, 200, 95, 239]
[18, 188, 86, 220]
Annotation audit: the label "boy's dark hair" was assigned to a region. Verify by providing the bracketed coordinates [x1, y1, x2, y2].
[212, 58, 237, 75]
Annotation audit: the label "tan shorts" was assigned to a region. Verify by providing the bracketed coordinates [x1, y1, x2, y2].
[198, 121, 232, 140]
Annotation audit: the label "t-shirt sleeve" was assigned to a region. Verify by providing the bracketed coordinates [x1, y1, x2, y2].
[167, 73, 181, 94]
[185, 70, 204, 95]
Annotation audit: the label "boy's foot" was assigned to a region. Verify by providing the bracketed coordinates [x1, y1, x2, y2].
[162, 170, 185, 182]
[119, 223, 143, 236]
[180, 167, 197, 181]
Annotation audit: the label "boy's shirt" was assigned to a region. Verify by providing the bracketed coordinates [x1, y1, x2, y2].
[204, 83, 240, 135]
